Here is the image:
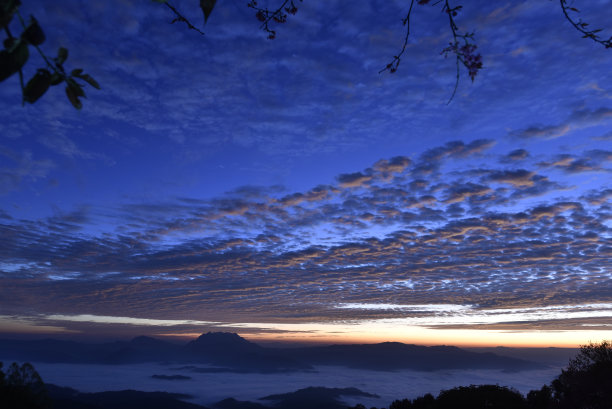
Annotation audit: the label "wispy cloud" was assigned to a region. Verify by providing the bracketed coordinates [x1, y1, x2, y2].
[1, 140, 610, 340]
[509, 107, 612, 139]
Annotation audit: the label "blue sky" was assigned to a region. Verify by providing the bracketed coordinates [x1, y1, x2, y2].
[0, 0, 611, 346]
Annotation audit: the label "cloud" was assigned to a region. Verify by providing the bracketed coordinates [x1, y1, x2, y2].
[46, 314, 218, 327]
[419, 139, 496, 163]
[581, 189, 612, 206]
[512, 124, 571, 139]
[337, 172, 373, 188]
[0, 143, 610, 337]
[39, 135, 81, 157]
[485, 169, 536, 187]
[0, 147, 56, 194]
[411, 140, 496, 176]
[373, 156, 412, 174]
[510, 107, 612, 139]
[537, 150, 611, 174]
[278, 185, 337, 206]
[593, 130, 612, 141]
[504, 149, 529, 161]
[442, 183, 493, 204]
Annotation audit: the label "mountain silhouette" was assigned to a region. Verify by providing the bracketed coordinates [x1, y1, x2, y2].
[281, 341, 540, 371]
[101, 336, 184, 364]
[185, 332, 262, 356]
[184, 332, 310, 372]
[0, 332, 543, 372]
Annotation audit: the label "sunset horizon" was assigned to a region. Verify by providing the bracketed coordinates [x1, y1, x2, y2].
[1, 309, 608, 348]
[1, 1, 610, 392]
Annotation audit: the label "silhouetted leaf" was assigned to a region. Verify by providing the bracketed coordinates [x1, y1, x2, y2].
[10, 39, 29, 66]
[78, 73, 100, 89]
[22, 15, 45, 45]
[49, 72, 63, 85]
[0, 39, 29, 82]
[0, 51, 12, 81]
[0, 0, 20, 30]
[200, 0, 216, 23]
[3, 36, 16, 48]
[66, 78, 85, 97]
[55, 46, 68, 65]
[65, 79, 85, 109]
[65, 86, 82, 109]
[23, 69, 51, 103]
[70, 69, 100, 90]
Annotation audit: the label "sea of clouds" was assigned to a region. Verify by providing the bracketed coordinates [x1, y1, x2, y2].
[31, 362, 563, 407]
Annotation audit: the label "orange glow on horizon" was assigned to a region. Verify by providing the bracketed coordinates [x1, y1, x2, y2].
[233, 333, 599, 348]
[156, 327, 607, 348]
[3, 314, 608, 348]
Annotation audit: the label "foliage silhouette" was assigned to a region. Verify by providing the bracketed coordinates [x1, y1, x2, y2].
[526, 385, 555, 409]
[0, 0, 100, 108]
[160, 0, 610, 103]
[388, 385, 526, 409]
[0, 361, 50, 409]
[550, 340, 612, 409]
[436, 384, 526, 409]
[389, 392, 435, 409]
[1, 0, 610, 108]
[382, 340, 612, 409]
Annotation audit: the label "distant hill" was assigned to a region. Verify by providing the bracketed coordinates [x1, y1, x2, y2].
[261, 386, 379, 409]
[0, 332, 543, 372]
[0, 336, 184, 364]
[45, 384, 209, 409]
[277, 342, 542, 371]
[213, 397, 270, 409]
[465, 346, 577, 367]
[212, 386, 379, 409]
[99, 336, 186, 364]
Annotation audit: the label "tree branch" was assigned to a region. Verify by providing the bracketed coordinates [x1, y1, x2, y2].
[559, 0, 611, 48]
[247, 0, 300, 40]
[444, 0, 460, 104]
[164, 2, 205, 35]
[379, 0, 416, 74]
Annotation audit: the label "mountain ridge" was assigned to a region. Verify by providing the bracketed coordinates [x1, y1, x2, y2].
[0, 332, 545, 372]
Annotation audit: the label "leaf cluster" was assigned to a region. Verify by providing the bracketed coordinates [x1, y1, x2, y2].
[3, 0, 610, 109]
[0, 0, 99, 109]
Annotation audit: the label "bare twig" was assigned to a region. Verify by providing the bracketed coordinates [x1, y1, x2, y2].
[164, 2, 205, 35]
[444, 0, 460, 104]
[559, 0, 611, 48]
[379, 0, 416, 74]
[379, 1, 481, 104]
[247, 0, 300, 40]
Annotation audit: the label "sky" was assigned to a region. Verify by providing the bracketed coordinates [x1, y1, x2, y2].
[0, 0, 610, 347]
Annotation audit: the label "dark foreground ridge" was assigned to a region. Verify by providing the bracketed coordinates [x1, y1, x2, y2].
[0, 332, 543, 372]
[211, 387, 380, 409]
[261, 386, 380, 409]
[2, 340, 612, 409]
